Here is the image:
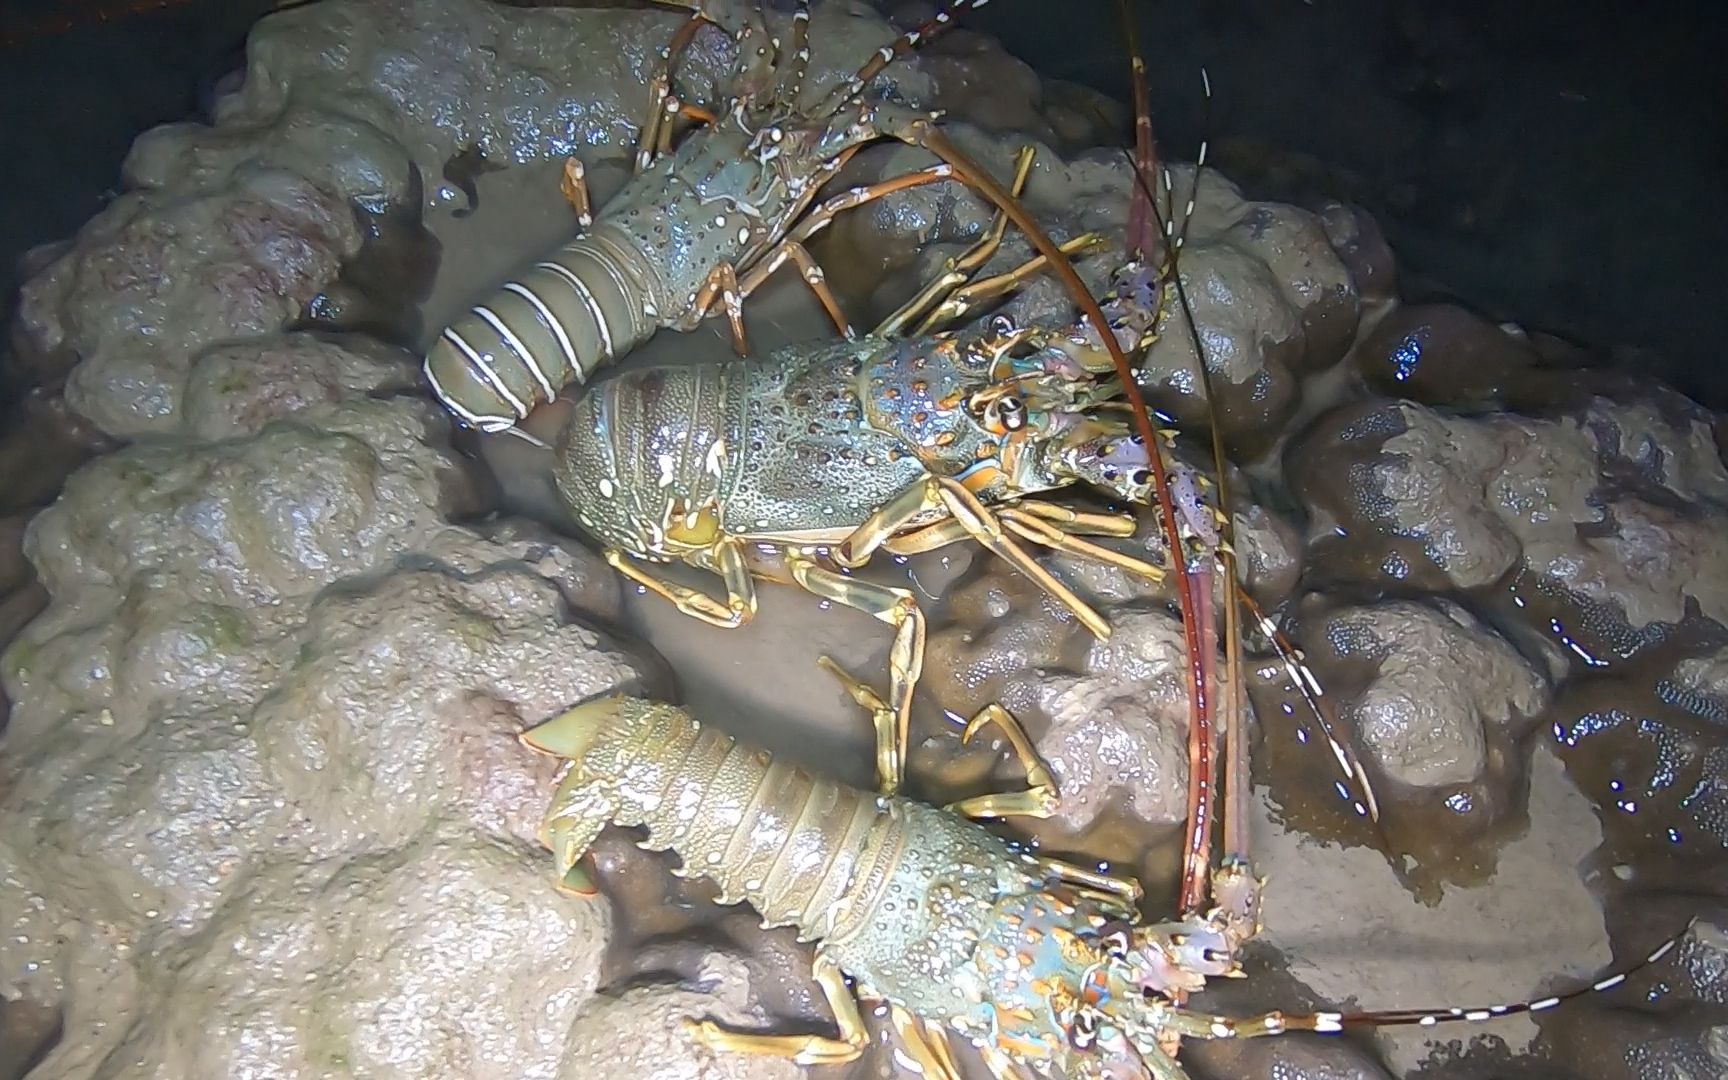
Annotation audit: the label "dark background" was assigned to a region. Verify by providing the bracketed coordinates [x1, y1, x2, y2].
[2, 0, 1723, 408]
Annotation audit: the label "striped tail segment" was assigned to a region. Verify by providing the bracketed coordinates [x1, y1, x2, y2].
[424, 229, 658, 433]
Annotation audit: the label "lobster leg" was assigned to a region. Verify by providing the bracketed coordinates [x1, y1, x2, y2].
[684, 951, 868, 1066]
[787, 553, 925, 794]
[1039, 857, 1144, 911]
[888, 1006, 962, 1080]
[1015, 501, 1140, 536]
[834, 474, 1112, 641]
[559, 157, 593, 230]
[912, 233, 1110, 337]
[603, 542, 756, 628]
[816, 655, 908, 796]
[930, 477, 1112, 640]
[633, 6, 716, 172]
[944, 704, 1057, 820]
[735, 162, 970, 340]
[689, 262, 752, 355]
[996, 508, 1167, 584]
[885, 501, 1140, 555]
[871, 144, 1038, 338]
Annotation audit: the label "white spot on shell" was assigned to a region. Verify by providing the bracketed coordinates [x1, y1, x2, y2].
[598, 477, 616, 498]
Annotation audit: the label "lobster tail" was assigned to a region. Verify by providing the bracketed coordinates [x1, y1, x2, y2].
[424, 231, 657, 432]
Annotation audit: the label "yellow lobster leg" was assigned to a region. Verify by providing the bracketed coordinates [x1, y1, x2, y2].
[913, 231, 1109, 337]
[872, 143, 1038, 338]
[684, 952, 868, 1067]
[943, 703, 1058, 821]
[785, 553, 925, 795]
[888, 1006, 962, 1080]
[736, 161, 966, 341]
[603, 539, 756, 628]
[883, 500, 1140, 556]
[834, 474, 1112, 641]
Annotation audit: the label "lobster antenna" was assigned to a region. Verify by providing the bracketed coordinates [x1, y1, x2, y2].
[1230, 918, 1699, 1037]
[1112, 0, 1219, 920]
[820, 0, 992, 116]
[1117, 126, 1383, 828]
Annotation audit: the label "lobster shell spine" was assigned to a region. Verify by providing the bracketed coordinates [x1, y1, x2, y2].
[423, 227, 659, 431]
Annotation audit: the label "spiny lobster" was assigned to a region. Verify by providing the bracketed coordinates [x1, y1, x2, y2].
[519, 690, 1696, 1079]
[423, 0, 1122, 445]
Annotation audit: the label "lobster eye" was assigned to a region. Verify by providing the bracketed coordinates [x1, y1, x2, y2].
[1068, 1008, 1098, 1051]
[999, 395, 1026, 431]
[1098, 919, 1133, 959]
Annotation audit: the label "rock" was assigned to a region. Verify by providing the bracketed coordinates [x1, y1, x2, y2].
[927, 566, 1203, 837]
[253, 558, 654, 851]
[180, 331, 422, 440]
[1033, 609, 1197, 831]
[123, 101, 416, 210]
[1281, 597, 1552, 886]
[21, 834, 612, 1080]
[1352, 302, 1542, 406]
[556, 952, 805, 1080]
[1317, 599, 1548, 790]
[1290, 399, 1524, 593]
[20, 173, 362, 436]
[1292, 396, 1728, 661]
[212, 0, 735, 175]
[1318, 200, 1398, 306]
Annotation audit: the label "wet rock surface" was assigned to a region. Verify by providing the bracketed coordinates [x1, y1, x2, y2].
[3, 1, 1726, 1079]
[1291, 392, 1728, 657]
[1284, 597, 1552, 890]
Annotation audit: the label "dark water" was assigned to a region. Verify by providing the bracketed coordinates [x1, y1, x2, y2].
[960, 0, 1728, 412]
[3, 0, 1723, 409]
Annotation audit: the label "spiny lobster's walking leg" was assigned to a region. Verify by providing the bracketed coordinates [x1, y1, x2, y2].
[690, 262, 752, 355]
[818, 660, 1147, 917]
[785, 552, 925, 796]
[907, 231, 1110, 336]
[833, 474, 1111, 640]
[603, 537, 756, 628]
[872, 144, 1039, 337]
[560, 158, 593, 229]
[821, 658, 1059, 821]
[632, 1, 746, 172]
[686, 952, 869, 1066]
[729, 162, 969, 341]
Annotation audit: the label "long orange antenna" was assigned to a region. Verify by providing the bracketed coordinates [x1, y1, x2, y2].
[1112, 0, 1217, 920]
